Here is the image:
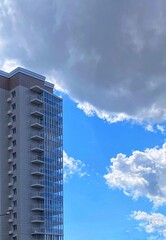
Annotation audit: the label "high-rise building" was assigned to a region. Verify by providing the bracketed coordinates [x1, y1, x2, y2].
[0, 67, 63, 240]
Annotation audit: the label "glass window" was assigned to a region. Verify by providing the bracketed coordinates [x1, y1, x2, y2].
[13, 225, 17, 230]
[12, 152, 16, 158]
[12, 140, 16, 146]
[12, 103, 16, 110]
[13, 164, 16, 170]
[13, 176, 17, 182]
[13, 188, 17, 194]
[12, 115, 16, 122]
[11, 91, 16, 98]
[12, 128, 16, 134]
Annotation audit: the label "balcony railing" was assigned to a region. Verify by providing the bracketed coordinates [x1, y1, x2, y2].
[30, 85, 43, 93]
[8, 194, 14, 199]
[30, 95, 43, 105]
[31, 180, 44, 187]
[8, 218, 14, 223]
[32, 204, 44, 211]
[8, 181, 14, 187]
[31, 144, 44, 153]
[7, 109, 13, 115]
[7, 96, 12, 103]
[8, 145, 13, 151]
[8, 206, 13, 211]
[7, 121, 13, 127]
[31, 119, 44, 129]
[31, 167, 44, 176]
[31, 192, 44, 199]
[8, 158, 13, 163]
[31, 107, 44, 117]
[9, 230, 13, 235]
[8, 133, 13, 139]
[8, 169, 13, 175]
[31, 131, 44, 141]
[31, 228, 63, 235]
[31, 215, 44, 222]
[31, 155, 44, 164]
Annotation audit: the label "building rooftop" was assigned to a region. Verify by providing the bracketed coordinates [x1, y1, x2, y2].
[0, 67, 54, 89]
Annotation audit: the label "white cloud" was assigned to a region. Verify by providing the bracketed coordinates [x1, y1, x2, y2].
[157, 125, 165, 134]
[0, 59, 21, 72]
[146, 124, 155, 133]
[2, 1, 166, 123]
[104, 143, 166, 207]
[77, 102, 129, 123]
[63, 151, 87, 181]
[131, 211, 166, 239]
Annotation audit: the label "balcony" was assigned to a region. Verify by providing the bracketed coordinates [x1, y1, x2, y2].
[8, 169, 13, 175]
[8, 218, 14, 223]
[31, 167, 44, 176]
[31, 95, 43, 105]
[31, 119, 44, 129]
[7, 96, 12, 103]
[8, 181, 14, 187]
[8, 158, 13, 163]
[8, 145, 13, 151]
[31, 131, 44, 141]
[30, 86, 43, 93]
[31, 192, 44, 199]
[9, 230, 13, 235]
[8, 194, 14, 199]
[31, 180, 44, 188]
[31, 144, 44, 153]
[8, 121, 13, 127]
[31, 155, 44, 164]
[7, 109, 13, 115]
[31, 107, 44, 117]
[8, 206, 13, 211]
[31, 228, 45, 235]
[32, 204, 44, 211]
[31, 228, 63, 235]
[31, 215, 44, 223]
[8, 133, 13, 139]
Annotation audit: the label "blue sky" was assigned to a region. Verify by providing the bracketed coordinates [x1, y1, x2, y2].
[1, 1, 166, 239]
[62, 93, 166, 240]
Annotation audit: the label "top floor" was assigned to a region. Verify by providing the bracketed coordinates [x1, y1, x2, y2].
[0, 67, 54, 93]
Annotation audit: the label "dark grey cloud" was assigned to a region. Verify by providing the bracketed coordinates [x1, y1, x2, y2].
[1, 0, 166, 122]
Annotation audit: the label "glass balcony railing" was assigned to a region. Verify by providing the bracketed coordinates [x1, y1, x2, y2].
[30, 95, 43, 105]
[31, 107, 44, 117]
[31, 119, 44, 129]
[31, 144, 44, 153]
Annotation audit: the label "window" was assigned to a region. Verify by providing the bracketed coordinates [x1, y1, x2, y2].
[13, 176, 17, 183]
[13, 164, 16, 170]
[12, 128, 16, 134]
[12, 152, 16, 158]
[11, 91, 16, 98]
[13, 201, 17, 207]
[13, 212, 17, 219]
[13, 188, 17, 194]
[12, 140, 16, 146]
[13, 225, 17, 231]
[11, 103, 16, 110]
[12, 115, 16, 122]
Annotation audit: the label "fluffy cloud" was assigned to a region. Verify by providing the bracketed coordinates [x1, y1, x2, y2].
[63, 151, 87, 181]
[131, 211, 166, 239]
[1, 1, 166, 122]
[104, 143, 166, 206]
